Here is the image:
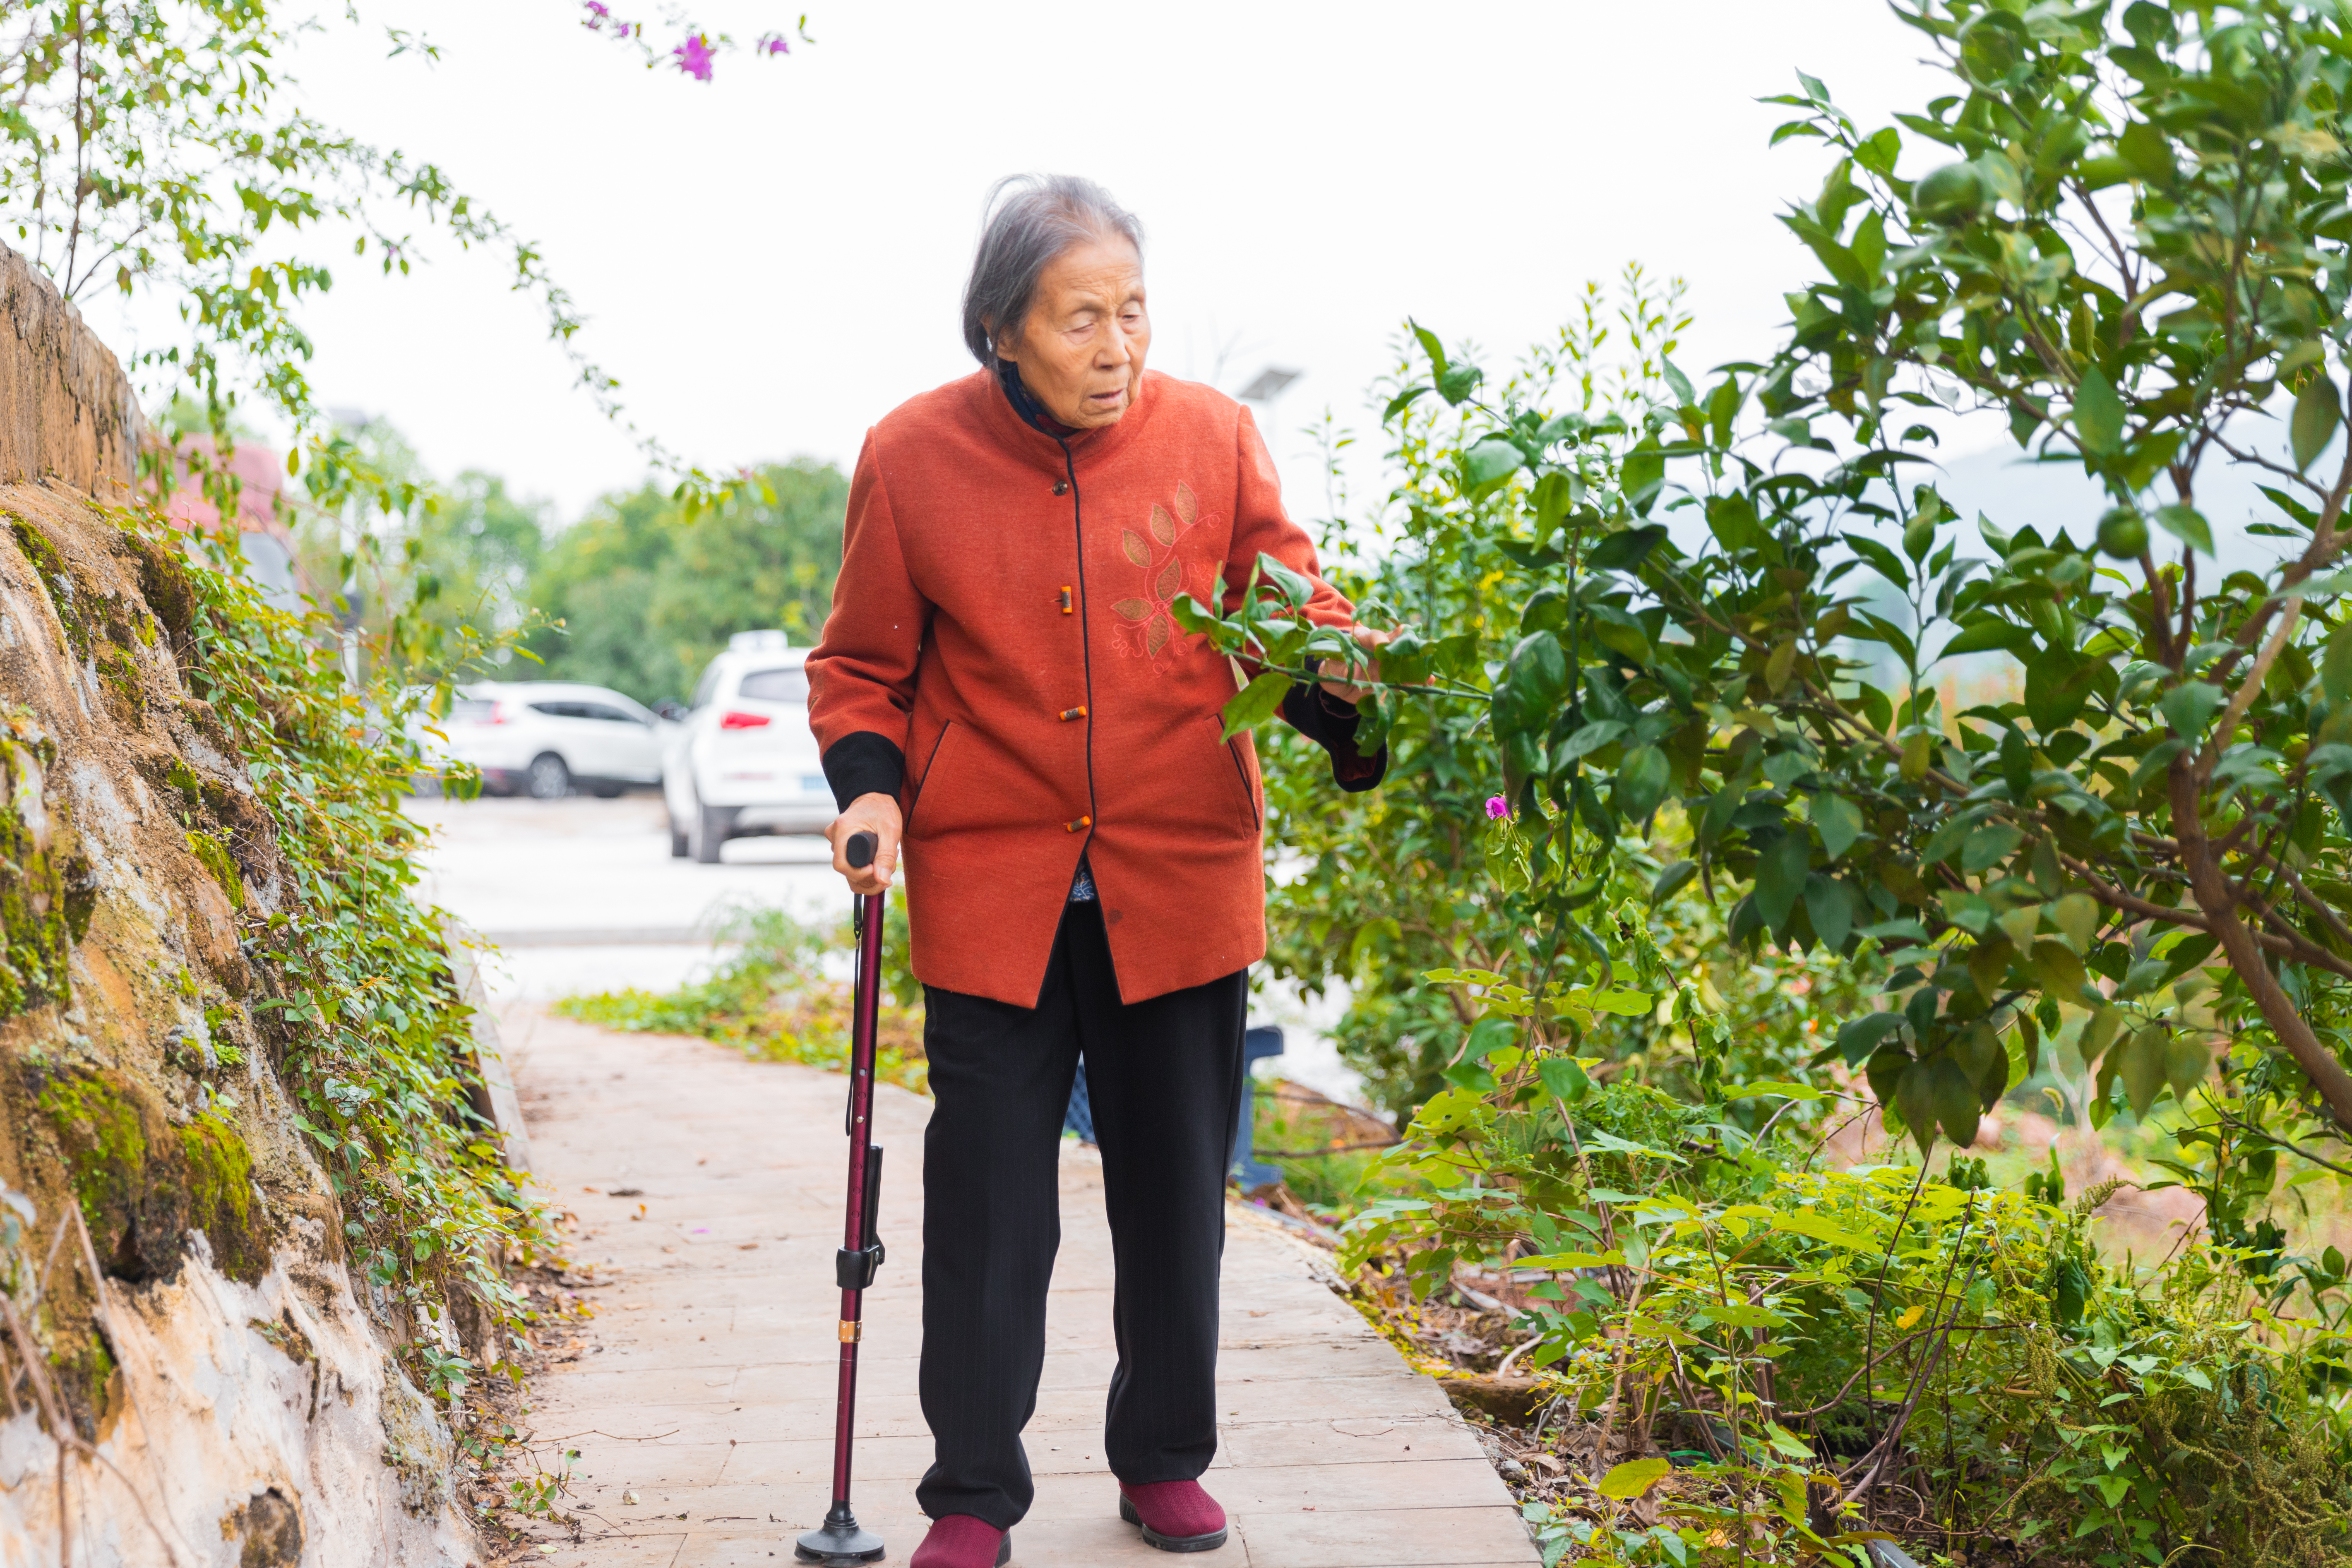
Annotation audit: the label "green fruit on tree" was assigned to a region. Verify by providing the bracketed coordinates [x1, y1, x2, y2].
[1913, 161, 1986, 223]
[2097, 508, 2148, 560]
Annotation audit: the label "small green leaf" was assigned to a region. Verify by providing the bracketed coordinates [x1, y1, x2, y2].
[1255, 552, 1317, 609]
[2120, 1027, 2168, 1117]
[1621, 440, 1665, 515]
[1804, 873, 1855, 951]
[2326, 620, 2352, 706]
[1616, 746, 1671, 821]
[1930, 1054, 1981, 1149]
[1587, 525, 1668, 574]
[1903, 509, 1936, 563]
[2117, 118, 2174, 185]
[2151, 503, 2214, 556]
[1537, 1055, 1591, 1103]
[1836, 1011, 1907, 1067]
[1649, 859, 1699, 905]
[1436, 363, 1484, 405]
[2157, 680, 2223, 743]
[1463, 1014, 1518, 1063]
[1555, 718, 1628, 764]
[2163, 1030, 2210, 1101]
[1461, 437, 1525, 490]
[1845, 531, 1910, 588]
[1941, 618, 2036, 658]
[2052, 892, 2100, 953]
[1409, 319, 1448, 374]
[1895, 1059, 1939, 1150]
[1492, 632, 1568, 738]
[1382, 385, 1429, 421]
[2294, 373, 2342, 471]
[1768, 1210, 1878, 1251]
[1597, 1458, 1672, 1500]
[1961, 821, 2025, 874]
[1219, 672, 1291, 740]
[2080, 1005, 2124, 1064]
[2073, 366, 2125, 457]
[1661, 357, 1696, 406]
[1814, 792, 1864, 860]
[1753, 833, 1810, 932]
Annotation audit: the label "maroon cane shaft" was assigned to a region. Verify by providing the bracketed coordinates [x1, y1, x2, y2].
[829, 889, 886, 1506]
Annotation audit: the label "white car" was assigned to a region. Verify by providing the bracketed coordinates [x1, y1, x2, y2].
[428, 681, 668, 799]
[663, 631, 834, 861]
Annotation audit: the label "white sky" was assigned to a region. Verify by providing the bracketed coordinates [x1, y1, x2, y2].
[89, 2, 1965, 527]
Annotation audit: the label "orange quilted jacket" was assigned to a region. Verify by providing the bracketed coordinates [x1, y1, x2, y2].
[804, 367, 1355, 1007]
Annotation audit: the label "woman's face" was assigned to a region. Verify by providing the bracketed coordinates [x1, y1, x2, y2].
[997, 234, 1149, 430]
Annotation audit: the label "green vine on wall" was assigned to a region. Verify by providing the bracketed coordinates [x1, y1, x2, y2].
[135, 501, 557, 1384]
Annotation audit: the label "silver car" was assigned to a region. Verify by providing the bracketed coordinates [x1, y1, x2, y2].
[428, 680, 668, 799]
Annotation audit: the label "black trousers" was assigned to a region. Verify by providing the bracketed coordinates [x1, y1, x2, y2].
[914, 899, 1247, 1527]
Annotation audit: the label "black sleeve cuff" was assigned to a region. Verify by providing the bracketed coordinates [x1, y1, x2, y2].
[1278, 681, 1388, 793]
[821, 731, 906, 812]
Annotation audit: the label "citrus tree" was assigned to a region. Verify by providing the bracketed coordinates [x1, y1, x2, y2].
[1210, 0, 2352, 1193]
[1255, 276, 1888, 1122]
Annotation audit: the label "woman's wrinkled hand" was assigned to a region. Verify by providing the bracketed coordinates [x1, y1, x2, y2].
[1318, 625, 1396, 705]
[827, 792, 904, 896]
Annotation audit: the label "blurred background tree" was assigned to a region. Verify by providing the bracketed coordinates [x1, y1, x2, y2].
[524, 459, 847, 705]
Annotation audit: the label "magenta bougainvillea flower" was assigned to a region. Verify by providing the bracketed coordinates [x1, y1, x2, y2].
[759, 33, 791, 55]
[674, 34, 716, 80]
[1485, 796, 1511, 819]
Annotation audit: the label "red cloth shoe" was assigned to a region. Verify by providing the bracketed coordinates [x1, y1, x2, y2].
[1118, 1480, 1229, 1552]
[909, 1515, 1010, 1568]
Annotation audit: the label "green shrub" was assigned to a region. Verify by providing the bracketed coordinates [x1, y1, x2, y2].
[559, 901, 928, 1094]
[139, 502, 557, 1376]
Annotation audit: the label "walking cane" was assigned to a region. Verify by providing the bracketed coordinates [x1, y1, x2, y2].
[795, 829, 889, 1566]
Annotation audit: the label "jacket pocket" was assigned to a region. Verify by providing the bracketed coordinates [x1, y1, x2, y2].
[1220, 724, 1261, 832]
[904, 720, 959, 834]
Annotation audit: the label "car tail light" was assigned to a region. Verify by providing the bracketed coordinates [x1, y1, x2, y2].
[719, 710, 771, 730]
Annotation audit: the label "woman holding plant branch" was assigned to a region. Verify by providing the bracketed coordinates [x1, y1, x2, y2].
[804, 173, 1385, 1568]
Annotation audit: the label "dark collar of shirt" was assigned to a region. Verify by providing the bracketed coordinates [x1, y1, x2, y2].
[995, 356, 1078, 439]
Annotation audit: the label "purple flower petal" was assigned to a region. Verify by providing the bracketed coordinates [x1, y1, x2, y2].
[673, 34, 716, 81]
[1485, 795, 1511, 819]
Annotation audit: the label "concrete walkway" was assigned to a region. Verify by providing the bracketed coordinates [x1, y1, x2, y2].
[502, 1006, 1538, 1568]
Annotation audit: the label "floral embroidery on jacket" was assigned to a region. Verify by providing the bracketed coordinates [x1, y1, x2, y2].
[1108, 482, 1220, 670]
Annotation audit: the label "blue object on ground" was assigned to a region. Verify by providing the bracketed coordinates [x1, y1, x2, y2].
[1061, 1025, 1285, 1185]
[1230, 1025, 1286, 1188]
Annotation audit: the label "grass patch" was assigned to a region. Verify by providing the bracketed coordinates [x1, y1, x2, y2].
[559, 904, 928, 1094]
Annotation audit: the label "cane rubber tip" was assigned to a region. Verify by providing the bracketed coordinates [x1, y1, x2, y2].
[793, 1516, 885, 1564]
[846, 831, 878, 869]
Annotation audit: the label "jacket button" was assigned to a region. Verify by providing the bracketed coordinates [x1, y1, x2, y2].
[1059, 706, 1086, 721]
[1064, 816, 1091, 833]
[1053, 480, 1069, 496]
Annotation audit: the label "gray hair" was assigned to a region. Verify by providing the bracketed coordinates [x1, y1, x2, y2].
[961, 174, 1144, 366]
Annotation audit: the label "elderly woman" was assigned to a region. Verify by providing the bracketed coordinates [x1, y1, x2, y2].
[805, 174, 1383, 1568]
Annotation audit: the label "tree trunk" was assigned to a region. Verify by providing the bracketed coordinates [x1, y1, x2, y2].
[2172, 767, 2352, 1129]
